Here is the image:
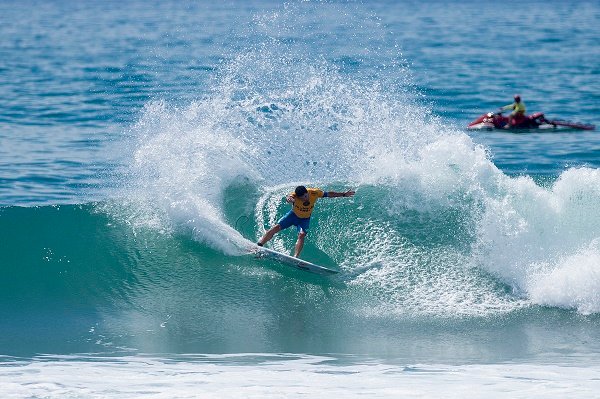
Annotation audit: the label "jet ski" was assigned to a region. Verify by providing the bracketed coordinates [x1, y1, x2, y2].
[467, 111, 595, 131]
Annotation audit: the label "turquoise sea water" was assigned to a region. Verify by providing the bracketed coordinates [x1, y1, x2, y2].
[1, 1, 600, 397]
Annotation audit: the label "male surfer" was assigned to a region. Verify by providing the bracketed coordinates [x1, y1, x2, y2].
[257, 185, 355, 258]
[500, 94, 526, 128]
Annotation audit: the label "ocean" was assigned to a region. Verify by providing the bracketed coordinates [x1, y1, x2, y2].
[1, 0, 600, 397]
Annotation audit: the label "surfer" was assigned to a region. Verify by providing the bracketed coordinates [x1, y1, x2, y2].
[257, 185, 355, 258]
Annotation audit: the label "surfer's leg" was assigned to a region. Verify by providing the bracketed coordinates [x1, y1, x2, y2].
[293, 218, 310, 257]
[257, 224, 281, 246]
[258, 210, 296, 246]
[294, 230, 307, 258]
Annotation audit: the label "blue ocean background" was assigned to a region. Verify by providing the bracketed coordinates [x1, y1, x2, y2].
[1, 0, 600, 397]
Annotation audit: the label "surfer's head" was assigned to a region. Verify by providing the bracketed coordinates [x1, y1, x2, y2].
[295, 186, 308, 199]
[514, 94, 521, 102]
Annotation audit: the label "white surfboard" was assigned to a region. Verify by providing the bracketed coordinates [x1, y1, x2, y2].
[250, 245, 339, 275]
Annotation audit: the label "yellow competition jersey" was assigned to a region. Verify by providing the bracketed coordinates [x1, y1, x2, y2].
[502, 101, 526, 114]
[291, 188, 325, 218]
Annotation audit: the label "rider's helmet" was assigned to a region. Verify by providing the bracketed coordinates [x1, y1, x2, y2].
[514, 94, 521, 102]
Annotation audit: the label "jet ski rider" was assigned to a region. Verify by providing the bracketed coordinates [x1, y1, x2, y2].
[500, 95, 526, 128]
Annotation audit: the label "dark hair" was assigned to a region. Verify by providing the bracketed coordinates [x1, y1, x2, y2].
[295, 186, 308, 196]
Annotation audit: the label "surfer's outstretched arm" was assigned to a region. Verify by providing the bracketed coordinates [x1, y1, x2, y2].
[326, 190, 355, 198]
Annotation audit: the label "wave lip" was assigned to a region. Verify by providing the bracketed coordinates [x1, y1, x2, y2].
[527, 241, 600, 315]
[474, 167, 600, 314]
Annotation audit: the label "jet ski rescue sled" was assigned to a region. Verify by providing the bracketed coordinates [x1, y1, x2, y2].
[468, 111, 595, 131]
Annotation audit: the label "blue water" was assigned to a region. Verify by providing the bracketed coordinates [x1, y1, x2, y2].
[1, 0, 600, 397]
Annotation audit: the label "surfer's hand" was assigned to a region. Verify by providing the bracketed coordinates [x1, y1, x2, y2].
[286, 195, 295, 203]
[343, 190, 355, 197]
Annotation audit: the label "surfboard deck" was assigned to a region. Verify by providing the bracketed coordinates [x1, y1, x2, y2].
[249, 245, 339, 275]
